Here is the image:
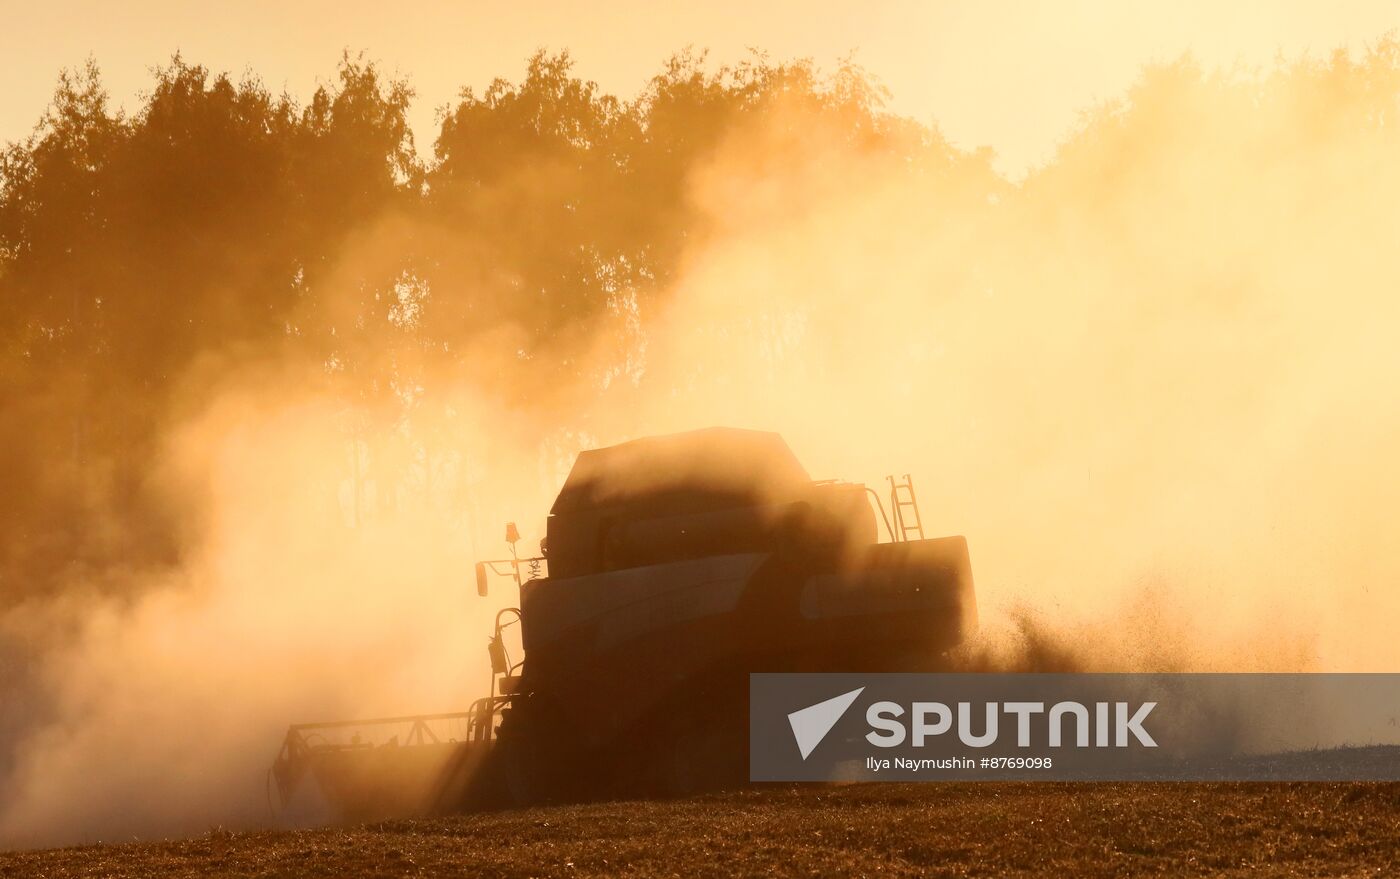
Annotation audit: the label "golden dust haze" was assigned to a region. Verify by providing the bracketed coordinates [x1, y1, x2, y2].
[3, 9, 1400, 850]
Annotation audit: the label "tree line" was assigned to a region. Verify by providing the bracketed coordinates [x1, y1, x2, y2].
[5, 42, 1400, 605]
[0, 50, 967, 602]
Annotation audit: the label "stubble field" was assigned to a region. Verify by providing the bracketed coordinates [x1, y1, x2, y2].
[4, 781, 1398, 878]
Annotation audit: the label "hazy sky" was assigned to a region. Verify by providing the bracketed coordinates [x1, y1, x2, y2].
[5, 0, 1400, 176]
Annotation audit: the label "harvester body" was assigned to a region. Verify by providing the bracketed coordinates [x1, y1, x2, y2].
[271, 428, 975, 817]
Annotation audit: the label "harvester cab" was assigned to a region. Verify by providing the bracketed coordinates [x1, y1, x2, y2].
[270, 428, 976, 819]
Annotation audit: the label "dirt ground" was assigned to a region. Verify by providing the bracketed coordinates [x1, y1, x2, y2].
[4, 782, 1398, 878]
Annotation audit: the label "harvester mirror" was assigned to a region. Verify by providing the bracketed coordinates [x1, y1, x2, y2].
[487, 633, 508, 675]
[474, 562, 489, 597]
[505, 522, 520, 545]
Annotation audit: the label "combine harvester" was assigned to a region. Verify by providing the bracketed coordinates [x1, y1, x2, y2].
[270, 428, 976, 819]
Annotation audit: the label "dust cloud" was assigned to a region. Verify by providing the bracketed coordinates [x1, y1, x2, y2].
[0, 378, 527, 845]
[4, 44, 1400, 848]
[610, 56, 1400, 674]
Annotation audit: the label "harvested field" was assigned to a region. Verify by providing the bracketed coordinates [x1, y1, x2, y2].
[5, 782, 1398, 878]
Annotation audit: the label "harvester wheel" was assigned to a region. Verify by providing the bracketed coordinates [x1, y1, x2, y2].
[492, 698, 578, 806]
[655, 697, 747, 797]
[498, 737, 547, 806]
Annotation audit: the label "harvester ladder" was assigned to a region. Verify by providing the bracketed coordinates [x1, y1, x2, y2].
[887, 474, 925, 542]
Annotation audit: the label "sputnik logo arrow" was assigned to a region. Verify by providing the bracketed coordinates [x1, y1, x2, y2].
[787, 687, 865, 760]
